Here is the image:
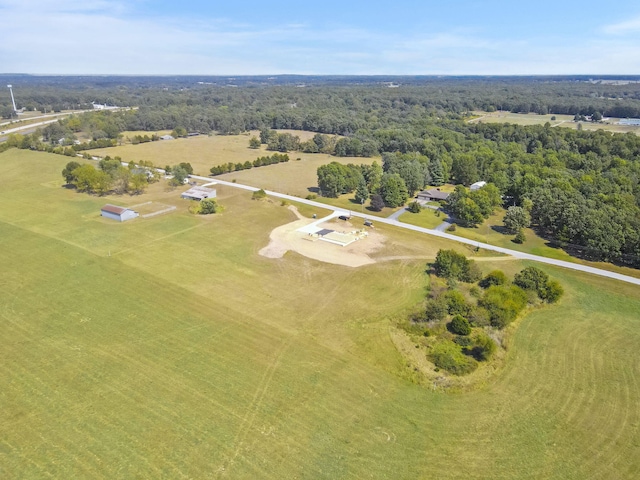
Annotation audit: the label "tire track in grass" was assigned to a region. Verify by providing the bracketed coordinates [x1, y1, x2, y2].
[580, 326, 640, 478]
[216, 337, 292, 477]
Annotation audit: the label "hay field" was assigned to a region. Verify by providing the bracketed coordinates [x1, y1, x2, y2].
[89, 130, 355, 179]
[1, 149, 640, 478]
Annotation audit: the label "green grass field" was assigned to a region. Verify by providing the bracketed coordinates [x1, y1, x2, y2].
[1, 149, 640, 478]
[470, 111, 640, 135]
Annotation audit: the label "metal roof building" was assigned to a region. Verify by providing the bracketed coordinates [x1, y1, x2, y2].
[101, 204, 139, 222]
[470, 181, 487, 191]
[181, 186, 217, 201]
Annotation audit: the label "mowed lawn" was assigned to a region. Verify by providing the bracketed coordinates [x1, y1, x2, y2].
[1, 149, 640, 478]
[451, 209, 640, 280]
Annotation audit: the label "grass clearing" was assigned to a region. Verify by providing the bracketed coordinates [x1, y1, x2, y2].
[89, 130, 365, 184]
[1, 148, 640, 478]
[470, 110, 640, 135]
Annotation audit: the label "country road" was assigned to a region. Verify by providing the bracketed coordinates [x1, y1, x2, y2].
[0, 108, 134, 141]
[191, 174, 640, 287]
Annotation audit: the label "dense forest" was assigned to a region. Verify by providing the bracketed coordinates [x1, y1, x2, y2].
[2, 75, 640, 266]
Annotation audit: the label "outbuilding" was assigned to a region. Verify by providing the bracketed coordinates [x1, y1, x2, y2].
[101, 204, 139, 222]
[181, 186, 217, 201]
[470, 181, 487, 191]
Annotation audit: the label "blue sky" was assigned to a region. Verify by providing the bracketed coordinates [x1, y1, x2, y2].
[1, 0, 640, 74]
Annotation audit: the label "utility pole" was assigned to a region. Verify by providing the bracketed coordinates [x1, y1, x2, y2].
[7, 85, 17, 113]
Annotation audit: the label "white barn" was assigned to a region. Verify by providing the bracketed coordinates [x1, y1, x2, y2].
[101, 204, 139, 222]
[470, 181, 487, 191]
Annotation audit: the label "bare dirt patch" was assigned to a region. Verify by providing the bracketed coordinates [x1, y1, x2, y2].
[259, 207, 385, 267]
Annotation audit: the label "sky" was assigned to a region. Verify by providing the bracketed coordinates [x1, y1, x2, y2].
[1, 0, 640, 75]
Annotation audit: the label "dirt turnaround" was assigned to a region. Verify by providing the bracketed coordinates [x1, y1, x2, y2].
[259, 206, 385, 267]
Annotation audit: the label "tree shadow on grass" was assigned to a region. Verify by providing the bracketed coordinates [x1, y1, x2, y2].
[490, 225, 510, 235]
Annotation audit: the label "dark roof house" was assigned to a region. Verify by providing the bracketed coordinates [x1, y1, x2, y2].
[417, 189, 450, 202]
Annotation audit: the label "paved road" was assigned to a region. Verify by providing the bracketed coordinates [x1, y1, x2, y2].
[1, 119, 61, 135]
[190, 175, 640, 287]
[0, 111, 90, 128]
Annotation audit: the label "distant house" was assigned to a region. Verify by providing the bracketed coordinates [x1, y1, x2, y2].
[131, 167, 153, 179]
[101, 204, 139, 222]
[417, 188, 450, 202]
[159, 135, 174, 140]
[470, 181, 487, 191]
[181, 186, 217, 201]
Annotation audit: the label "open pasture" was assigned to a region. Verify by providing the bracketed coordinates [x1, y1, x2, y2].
[470, 111, 640, 134]
[1, 149, 640, 479]
[89, 130, 355, 180]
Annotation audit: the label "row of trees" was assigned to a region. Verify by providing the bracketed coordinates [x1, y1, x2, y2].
[209, 153, 289, 176]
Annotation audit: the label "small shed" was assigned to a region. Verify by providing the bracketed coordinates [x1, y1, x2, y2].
[417, 188, 450, 202]
[470, 181, 487, 191]
[181, 186, 217, 201]
[101, 204, 139, 222]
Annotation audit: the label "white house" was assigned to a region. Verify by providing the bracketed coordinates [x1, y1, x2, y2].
[101, 204, 139, 222]
[470, 181, 487, 191]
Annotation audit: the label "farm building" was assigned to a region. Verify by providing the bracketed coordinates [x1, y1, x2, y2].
[101, 204, 139, 222]
[417, 188, 450, 202]
[181, 185, 217, 201]
[470, 181, 487, 191]
[159, 135, 174, 140]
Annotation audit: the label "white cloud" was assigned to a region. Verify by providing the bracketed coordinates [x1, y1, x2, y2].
[1, 2, 640, 74]
[602, 16, 640, 35]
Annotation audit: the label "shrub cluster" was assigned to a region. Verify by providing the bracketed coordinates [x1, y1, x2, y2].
[252, 189, 267, 200]
[514, 267, 564, 303]
[430, 341, 478, 376]
[432, 249, 482, 283]
[409, 251, 566, 377]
